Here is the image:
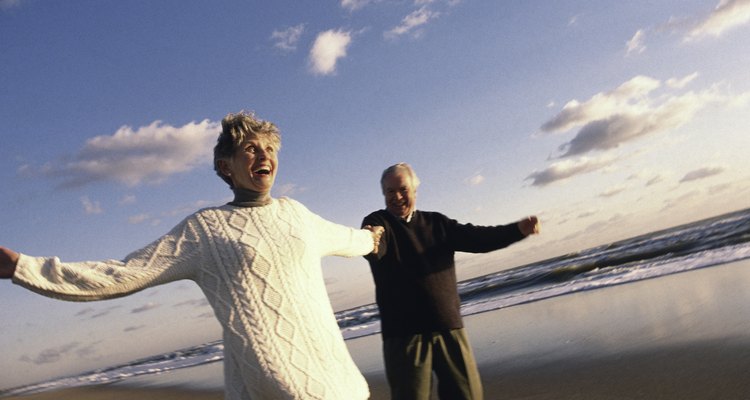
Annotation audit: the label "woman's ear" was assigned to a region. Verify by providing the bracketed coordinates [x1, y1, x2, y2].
[217, 159, 232, 177]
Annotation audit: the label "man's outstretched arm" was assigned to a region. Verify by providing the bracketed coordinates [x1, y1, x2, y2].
[518, 216, 540, 237]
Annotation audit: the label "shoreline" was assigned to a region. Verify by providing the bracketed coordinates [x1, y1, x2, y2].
[5, 259, 750, 399]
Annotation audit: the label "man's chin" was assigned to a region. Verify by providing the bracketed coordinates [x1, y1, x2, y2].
[387, 207, 409, 218]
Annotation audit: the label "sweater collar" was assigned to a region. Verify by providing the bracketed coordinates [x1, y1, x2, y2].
[387, 209, 415, 223]
[229, 187, 272, 208]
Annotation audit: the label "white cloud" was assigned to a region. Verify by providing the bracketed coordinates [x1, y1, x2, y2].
[465, 173, 485, 186]
[123, 325, 146, 332]
[686, 0, 750, 41]
[81, 196, 103, 214]
[128, 213, 150, 224]
[540, 75, 661, 134]
[33, 119, 219, 189]
[645, 175, 665, 186]
[680, 165, 727, 182]
[525, 155, 617, 186]
[708, 182, 734, 194]
[727, 90, 750, 107]
[174, 298, 210, 309]
[530, 74, 750, 187]
[628, 1, 750, 57]
[661, 189, 702, 211]
[625, 29, 646, 55]
[74, 307, 97, 317]
[309, 29, 352, 75]
[568, 14, 582, 26]
[542, 75, 734, 158]
[577, 209, 598, 219]
[271, 24, 305, 52]
[627, 169, 668, 187]
[341, 0, 374, 11]
[131, 302, 160, 314]
[599, 184, 628, 198]
[0, 0, 21, 10]
[74, 305, 120, 319]
[19, 342, 81, 365]
[560, 90, 723, 158]
[666, 72, 699, 89]
[384, 6, 440, 39]
[119, 194, 136, 205]
[273, 183, 306, 197]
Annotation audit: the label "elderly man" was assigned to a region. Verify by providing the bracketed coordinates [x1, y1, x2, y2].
[0, 111, 383, 400]
[362, 162, 539, 400]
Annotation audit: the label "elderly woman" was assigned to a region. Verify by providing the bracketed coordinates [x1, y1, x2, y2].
[0, 111, 382, 400]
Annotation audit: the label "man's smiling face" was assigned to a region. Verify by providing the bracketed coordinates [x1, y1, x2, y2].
[383, 171, 416, 219]
[223, 135, 278, 192]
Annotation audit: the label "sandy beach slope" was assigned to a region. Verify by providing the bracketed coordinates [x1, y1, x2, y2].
[5, 259, 750, 399]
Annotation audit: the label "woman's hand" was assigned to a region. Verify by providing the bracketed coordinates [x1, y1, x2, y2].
[0, 246, 19, 279]
[363, 225, 385, 254]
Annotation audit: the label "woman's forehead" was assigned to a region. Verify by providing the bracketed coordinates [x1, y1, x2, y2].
[240, 134, 277, 147]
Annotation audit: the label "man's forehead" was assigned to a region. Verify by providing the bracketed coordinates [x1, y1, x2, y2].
[384, 172, 412, 187]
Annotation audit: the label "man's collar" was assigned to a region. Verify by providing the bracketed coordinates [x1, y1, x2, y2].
[386, 209, 415, 223]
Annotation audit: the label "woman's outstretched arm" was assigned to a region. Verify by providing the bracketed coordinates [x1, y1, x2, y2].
[0, 247, 19, 279]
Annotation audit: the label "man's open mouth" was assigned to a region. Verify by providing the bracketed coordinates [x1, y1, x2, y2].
[254, 168, 272, 175]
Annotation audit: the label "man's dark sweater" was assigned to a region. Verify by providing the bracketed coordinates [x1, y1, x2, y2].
[362, 209, 526, 338]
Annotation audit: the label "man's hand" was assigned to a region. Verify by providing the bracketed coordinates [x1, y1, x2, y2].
[0, 246, 19, 279]
[363, 225, 385, 254]
[518, 216, 540, 237]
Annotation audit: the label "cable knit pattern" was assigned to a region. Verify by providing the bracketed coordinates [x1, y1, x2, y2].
[12, 197, 372, 400]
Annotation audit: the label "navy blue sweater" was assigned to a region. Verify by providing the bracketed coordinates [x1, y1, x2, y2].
[362, 210, 525, 338]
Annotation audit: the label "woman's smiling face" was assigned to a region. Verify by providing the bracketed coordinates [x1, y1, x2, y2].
[222, 134, 279, 192]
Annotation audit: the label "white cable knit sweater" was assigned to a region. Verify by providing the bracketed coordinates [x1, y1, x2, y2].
[12, 197, 372, 400]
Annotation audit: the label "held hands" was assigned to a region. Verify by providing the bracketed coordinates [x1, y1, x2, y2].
[363, 225, 385, 254]
[0, 246, 19, 279]
[518, 216, 540, 237]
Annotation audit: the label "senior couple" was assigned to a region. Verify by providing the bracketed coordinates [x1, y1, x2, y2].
[0, 111, 539, 400]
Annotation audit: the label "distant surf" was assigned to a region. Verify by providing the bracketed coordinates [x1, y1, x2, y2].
[3, 207, 749, 398]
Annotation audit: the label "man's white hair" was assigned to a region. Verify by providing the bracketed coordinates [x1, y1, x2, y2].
[380, 162, 420, 193]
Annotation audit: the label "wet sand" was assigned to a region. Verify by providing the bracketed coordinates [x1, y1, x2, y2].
[5, 259, 750, 399]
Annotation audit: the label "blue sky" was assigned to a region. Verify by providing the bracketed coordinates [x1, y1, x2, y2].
[2, 0, 749, 389]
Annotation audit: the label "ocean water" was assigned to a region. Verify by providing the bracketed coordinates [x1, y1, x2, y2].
[2, 207, 749, 398]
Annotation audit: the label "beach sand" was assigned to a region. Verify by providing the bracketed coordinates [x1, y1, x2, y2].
[5, 259, 750, 399]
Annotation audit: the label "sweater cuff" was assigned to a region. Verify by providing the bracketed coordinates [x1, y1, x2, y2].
[10, 253, 32, 286]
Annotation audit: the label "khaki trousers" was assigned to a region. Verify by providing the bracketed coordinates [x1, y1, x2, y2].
[383, 328, 483, 400]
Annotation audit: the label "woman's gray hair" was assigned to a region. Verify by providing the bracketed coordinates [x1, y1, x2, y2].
[213, 111, 281, 187]
[380, 162, 420, 194]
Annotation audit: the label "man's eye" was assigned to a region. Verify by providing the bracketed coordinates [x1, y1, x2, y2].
[246, 146, 256, 153]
